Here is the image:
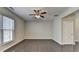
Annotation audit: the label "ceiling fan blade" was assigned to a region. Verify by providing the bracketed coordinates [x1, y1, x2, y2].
[37, 10, 41, 12]
[40, 16, 44, 18]
[41, 12, 47, 14]
[34, 10, 37, 12]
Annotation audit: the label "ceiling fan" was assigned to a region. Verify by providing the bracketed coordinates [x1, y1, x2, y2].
[29, 9, 47, 19]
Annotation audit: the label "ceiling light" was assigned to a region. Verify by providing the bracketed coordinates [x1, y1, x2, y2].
[35, 15, 40, 19]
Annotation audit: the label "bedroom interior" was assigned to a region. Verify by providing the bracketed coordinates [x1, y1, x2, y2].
[0, 7, 79, 52]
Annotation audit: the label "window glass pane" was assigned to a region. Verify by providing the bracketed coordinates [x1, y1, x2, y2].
[3, 30, 13, 43]
[0, 16, 15, 44]
[3, 16, 14, 30]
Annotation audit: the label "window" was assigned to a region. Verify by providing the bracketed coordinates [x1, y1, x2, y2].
[0, 16, 15, 44]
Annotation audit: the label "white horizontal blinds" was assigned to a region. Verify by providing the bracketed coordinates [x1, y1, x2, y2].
[2, 16, 14, 43]
[3, 31, 13, 43]
[3, 16, 14, 30]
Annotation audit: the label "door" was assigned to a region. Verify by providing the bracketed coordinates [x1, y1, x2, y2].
[63, 20, 74, 44]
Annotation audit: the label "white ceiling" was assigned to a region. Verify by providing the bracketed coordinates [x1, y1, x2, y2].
[9, 7, 69, 21]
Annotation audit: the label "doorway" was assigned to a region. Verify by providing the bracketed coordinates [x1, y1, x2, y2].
[62, 14, 75, 45]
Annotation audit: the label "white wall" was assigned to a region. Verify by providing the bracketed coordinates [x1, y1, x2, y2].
[0, 8, 25, 51]
[52, 17, 62, 44]
[24, 20, 53, 39]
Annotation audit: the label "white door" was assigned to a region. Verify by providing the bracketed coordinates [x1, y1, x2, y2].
[63, 21, 74, 44]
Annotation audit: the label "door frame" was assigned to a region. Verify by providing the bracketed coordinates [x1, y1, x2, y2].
[61, 14, 75, 45]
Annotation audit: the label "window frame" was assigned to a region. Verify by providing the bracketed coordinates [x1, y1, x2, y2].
[0, 15, 15, 45]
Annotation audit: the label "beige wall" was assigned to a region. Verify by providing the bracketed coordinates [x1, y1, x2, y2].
[62, 14, 75, 45]
[24, 20, 53, 39]
[0, 8, 25, 51]
[74, 11, 79, 42]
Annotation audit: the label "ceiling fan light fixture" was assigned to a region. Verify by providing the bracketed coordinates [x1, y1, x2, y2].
[29, 9, 47, 19]
[35, 15, 40, 19]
